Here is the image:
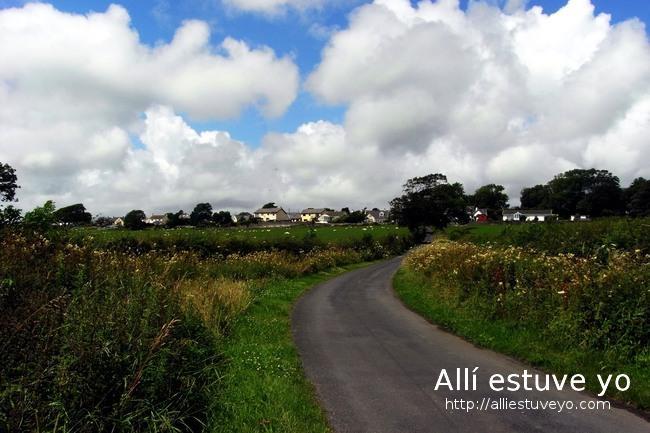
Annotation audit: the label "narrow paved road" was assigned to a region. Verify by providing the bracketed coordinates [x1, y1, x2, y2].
[292, 258, 649, 433]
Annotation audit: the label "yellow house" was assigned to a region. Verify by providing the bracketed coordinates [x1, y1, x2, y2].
[301, 208, 326, 222]
[254, 207, 290, 222]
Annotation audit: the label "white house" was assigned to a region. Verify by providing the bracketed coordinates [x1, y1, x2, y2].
[301, 208, 326, 222]
[112, 217, 125, 227]
[502, 209, 556, 222]
[317, 211, 345, 224]
[571, 214, 590, 222]
[366, 209, 389, 224]
[145, 214, 169, 226]
[254, 207, 289, 222]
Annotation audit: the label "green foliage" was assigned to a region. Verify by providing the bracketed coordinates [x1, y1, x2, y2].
[54, 203, 92, 225]
[212, 210, 233, 227]
[23, 200, 57, 230]
[262, 202, 277, 209]
[446, 218, 650, 256]
[191, 203, 213, 226]
[402, 238, 650, 408]
[0, 226, 412, 432]
[124, 209, 147, 230]
[468, 184, 509, 218]
[0, 162, 19, 202]
[390, 173, 469, 234]
[625, 177, 650, 217]
[520, 168, 624, 217]
[0, 204, 21, 227]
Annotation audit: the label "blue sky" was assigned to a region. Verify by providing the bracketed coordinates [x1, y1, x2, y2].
[2, 0, 647, 147]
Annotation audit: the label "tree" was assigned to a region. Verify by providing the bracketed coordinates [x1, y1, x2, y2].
[212, 210, 233, 227]
[390, 173, 468, 236]
[54, 203, 92, 225]
[547, 169, 623, 218]
[0, 162, 19, 202]
[520, 184, 551, 209]
[262, 202, 277, 209]
[469, 184, 509, 219]
[341, 207, 350, 214]
[0, 205, 21, 227]
[191, 203, 213, 226]
[124, 210, 147, 230]
[624, 177, 650, 217]
[93, 216, 115, 227]
[343, 210, 366, 224]
[24, 200, 57, 230]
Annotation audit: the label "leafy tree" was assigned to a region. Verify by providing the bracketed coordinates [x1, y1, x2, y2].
[93, 216, 115, 227]
[548, 169, 623, 218]
[212, 210, 233, 227]
[624, 177, 650, 217]
[390, 173, 468, 236]
[0, 205, 21, 227]
[469, 184, 509, 219]
[191, 203, 213, 226]
[262, 202, 277, 209]
[54, 203, 92, 225]
[0, 162, 19, 202]
[124, 210, 147, 230]
[520, 184, 551, 209]
[24, 200, 57, 230]
[343, 210, 366, 224]
[341, 207, 350, 214]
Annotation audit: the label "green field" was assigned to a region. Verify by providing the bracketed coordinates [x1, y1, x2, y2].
[72, 224, 407, 247]
[1, 226, 412, 432]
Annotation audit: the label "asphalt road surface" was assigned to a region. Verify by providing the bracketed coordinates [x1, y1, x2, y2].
[292, 257, 649, 433]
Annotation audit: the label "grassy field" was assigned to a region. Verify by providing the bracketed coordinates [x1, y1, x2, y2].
[445, 218, 650, 255]
[0, 227, 411, 432]
[72, 225, 407, 246]
[395, 229, 650, 411]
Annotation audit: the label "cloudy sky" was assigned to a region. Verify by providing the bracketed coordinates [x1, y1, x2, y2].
[0, 0, 648, 216]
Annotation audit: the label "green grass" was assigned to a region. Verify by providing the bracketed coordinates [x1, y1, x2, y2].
[74, 225, 407, 246]
[209, 263, 375, 433]
[393, 268, 650, 411]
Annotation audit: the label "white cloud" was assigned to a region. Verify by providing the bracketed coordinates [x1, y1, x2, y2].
[222, 0, 327, 16]
[2, 0, 649, 215]
[307, 0, 650, 202]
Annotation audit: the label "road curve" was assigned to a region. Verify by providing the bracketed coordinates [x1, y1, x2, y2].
[291, 257, 649, 433]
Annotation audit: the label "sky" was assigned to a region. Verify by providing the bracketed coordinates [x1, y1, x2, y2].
[0, 0, 648, 216]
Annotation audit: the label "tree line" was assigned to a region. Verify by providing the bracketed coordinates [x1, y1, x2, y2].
[2, 161, 649, 231]
[390, 168, 650, 236]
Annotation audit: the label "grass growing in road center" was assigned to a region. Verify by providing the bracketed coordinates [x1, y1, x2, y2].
[209, 263, 374, 433]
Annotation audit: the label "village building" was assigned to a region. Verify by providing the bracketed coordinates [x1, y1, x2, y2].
[502, 209, 556, 222]
[254, 207, 290, 222]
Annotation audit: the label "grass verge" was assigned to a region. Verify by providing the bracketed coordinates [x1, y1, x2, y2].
[393, 268, 650, 412]
[209, 262, 375, 433]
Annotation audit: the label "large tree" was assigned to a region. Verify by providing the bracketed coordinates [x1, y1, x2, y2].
[190, 203, 213, 226]
[469, 184, 508, 219]
[0, 162, 19, 202]
[124, 210, 147, 230]
[24, 200, 57, 230]
[54, 203, 92, 225]
[390, 174, 468, 236]
[520, 184, 551, 209]
[212, 210, 233, 227]
[547, 169, 624, 218]
[624, 177, 650, 217]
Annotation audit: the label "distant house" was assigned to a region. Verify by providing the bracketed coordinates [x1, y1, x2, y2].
[366, 209, 390, 224]
[112, 217, 125, 227]
[233, 212, 253, 224]
[317, 211, 345, 224]
[287, 212, 302, 222]
[570, 214, 590, 222]
[146, 214, 169, 226]
[254, 207, 289, 222]
[301, 208, 326, 222]
[502, 209, 556, 222]
[472, 208, 489, 223]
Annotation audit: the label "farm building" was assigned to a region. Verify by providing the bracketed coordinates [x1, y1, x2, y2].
[502, 209, 556, 222]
